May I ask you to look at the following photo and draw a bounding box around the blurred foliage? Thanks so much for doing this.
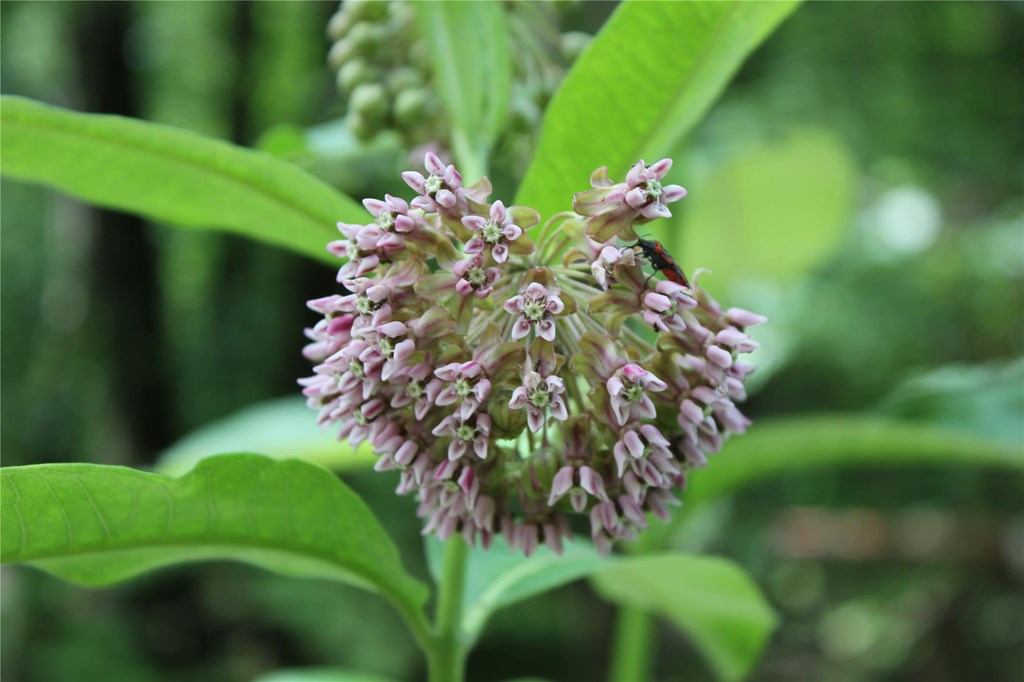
[2,1,1022,682]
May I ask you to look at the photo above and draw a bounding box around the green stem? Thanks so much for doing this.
[608,605,654,682]
[428,535,470,682]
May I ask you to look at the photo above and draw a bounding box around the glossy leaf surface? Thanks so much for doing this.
[0,96,361,263]
[515,1,800,219]
[0,455,428,617]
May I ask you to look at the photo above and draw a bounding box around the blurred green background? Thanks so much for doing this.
[1,2,1022,681]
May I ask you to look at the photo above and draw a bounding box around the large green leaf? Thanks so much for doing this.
[414,1,511,180]
[0,96,362,263]
[425,536,605,640]
[683,415,1023,511]
[670,128,856,295]
[514,0,800,219]
[156,397,375,476]
[0,454,429,629]
[592,555,777,682]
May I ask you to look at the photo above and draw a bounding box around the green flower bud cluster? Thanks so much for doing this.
[327,0,440,143]
[326,0,591,156]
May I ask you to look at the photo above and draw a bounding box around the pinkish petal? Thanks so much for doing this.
[640,202,671,220]
[462,215,486,232]
[503,295,524,314]
[401,171,426,194]
[511,317,532,340]
[537,319,556,341]
[649,158,672,178]
[707,345,733,368]
[625,161,645,187]
[436,189,456,208]
[580,466,608,501]
[726,307,767,328]
[681,399,704,424]
[549,396,568,421]
[509,386,529,409]
[624,430,645,458]
[424,152,446,176]
[625,186,647,208]
[662,184,687,202]
[490,200,506,223]
[527,406,544,433]
[548,466,574,504]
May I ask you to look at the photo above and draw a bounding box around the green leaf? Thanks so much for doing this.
[423,538,774,678]
[515,0,800,219]
[414,1,512,179]
[252,670,398,682]
[156,397,375,476]
[873,359,1024,449]
[425,535,605,640]
[0,96,362,264]
[683,415,1023,511]
[671,128,856,294]
[0,454,429,623]
[592,554,777,682]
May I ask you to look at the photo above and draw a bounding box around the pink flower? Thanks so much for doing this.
[435,361,492,420]
[590,240,637,290]
[573,158,687,242]
[606,364,668,426]
[548,465,609,511]
[508,370,568,432]
[402,152,464,212]
[359,321,416,381]
[431,413,491,461]
[462,201,523,264]
[623,158,688,220]
[453,253,500,299]
[503,282,564,341]
[390,362,443,420]
[641,280,697,332]
[362,194,416,235]
[611,424,673,477]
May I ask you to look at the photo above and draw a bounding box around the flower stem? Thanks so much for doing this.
[428,535,470,682]
[608,604,654,682]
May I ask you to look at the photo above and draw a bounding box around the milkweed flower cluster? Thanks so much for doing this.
[301,153,765,556]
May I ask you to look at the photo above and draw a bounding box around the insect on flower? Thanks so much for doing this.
[633,238,689,287]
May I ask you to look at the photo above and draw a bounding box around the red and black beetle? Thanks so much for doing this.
[633,238,689,287]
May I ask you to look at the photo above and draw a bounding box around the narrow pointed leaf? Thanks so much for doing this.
[0,454,428,618]
[0,96,361,263]
[593,555,777,682]
[515,0,801,219]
